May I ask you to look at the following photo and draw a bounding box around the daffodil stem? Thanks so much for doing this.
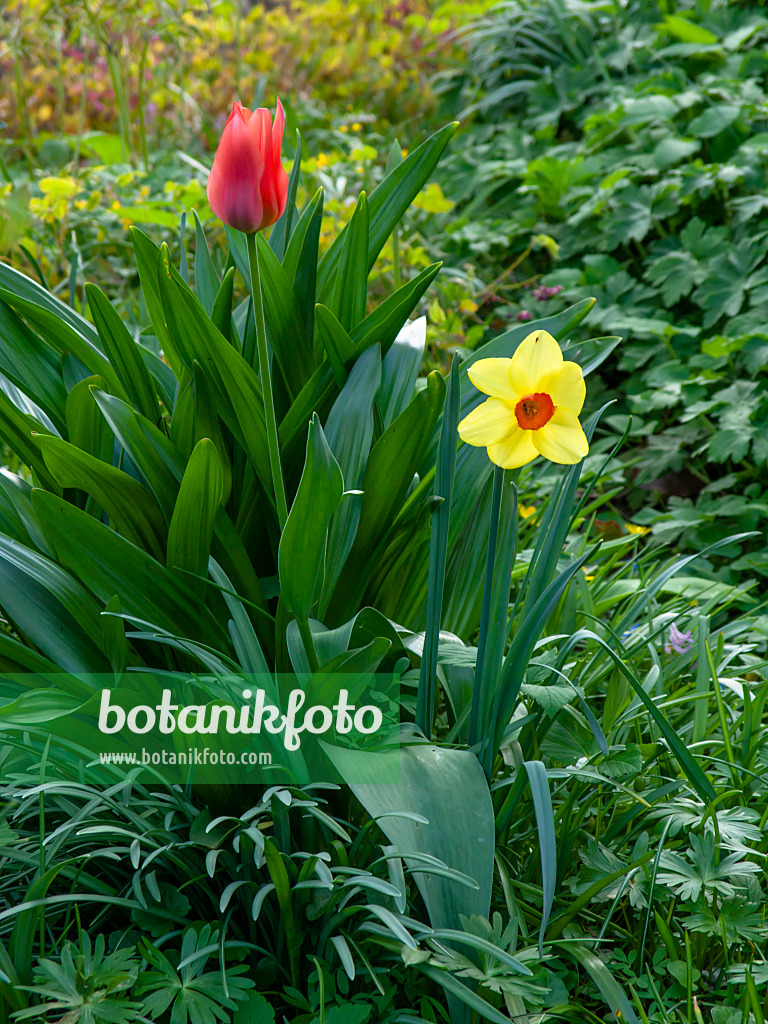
[468,464,504,748]
[247,231,288,530]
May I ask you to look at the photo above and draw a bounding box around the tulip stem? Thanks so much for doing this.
[246,231,289,530]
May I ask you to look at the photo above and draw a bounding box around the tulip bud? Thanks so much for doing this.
[207,99,289,235]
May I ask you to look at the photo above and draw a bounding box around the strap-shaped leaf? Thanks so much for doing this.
[130,226,182,377]
[351,261,442,358]
[38,434,166,560]
[328,191,369,333]
[317,120,459,301]
[0,300,66,428]
[156,248,273,493]
[0,532,110,672]
[0,387,60,493]
[278,414,343,620]
[325,371,446,624]
[192,210,220,315]
[167,439,223,597]
[282,187,323,341]
[85,283,160,423]
[31,488,231,653]
[268,128,302,262]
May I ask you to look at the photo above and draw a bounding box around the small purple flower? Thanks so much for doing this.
[665,623,694,655]
[516,310,533,322]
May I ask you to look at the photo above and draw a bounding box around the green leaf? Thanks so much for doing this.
[325,742,494,933]
[319,344,382,614]
[31,489,230,653]
[85,283,160,423]
[0,387,59,493]
[65,376,113,463]
[378,316,426,429]
[167,439,223,596]
[559,943,639,1023]
[352,262,442,360]
[317,121,459,300]
[687,103,741,138]
[315,304,359,386]
[192,210,220,315]
[282,187,323,341]
[0,532,109,673]
[38,434,167,560]
[524,760,556,955]
[91,388,182,520]
[326,371,446,624]
[211,266,235,344]
[130,226,182,377]
[156,248,273,492]
[329,191,369,333]
[278,415,343,619]
[0,300,66,428]
[268,128,301,263]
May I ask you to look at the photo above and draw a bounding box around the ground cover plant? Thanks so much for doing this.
[433,0,768,577]
[1,1,768,1023]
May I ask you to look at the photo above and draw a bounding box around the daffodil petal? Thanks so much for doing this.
[548,360,586,415]
[487,427,538,469]
[509,330,563,394]
[467,358,519,400]
[532,407,589,464]
[458,398,514,447]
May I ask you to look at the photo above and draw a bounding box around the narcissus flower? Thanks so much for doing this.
[458,329,589,468]
[207,99,288,234]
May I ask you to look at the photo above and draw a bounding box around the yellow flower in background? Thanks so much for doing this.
[458,330,589,468]
[625,522,651,536]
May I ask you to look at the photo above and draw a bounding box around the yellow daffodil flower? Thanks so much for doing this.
[458,329,589,469]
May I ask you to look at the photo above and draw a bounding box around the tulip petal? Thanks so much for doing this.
[458,397,514,446]
[207,112,265,234]
[548,360,586,415]
[487,427,538,469]
[532,407,589,464]
[467,358,520,401]
[249,108,278,228]
[509,330,563,394]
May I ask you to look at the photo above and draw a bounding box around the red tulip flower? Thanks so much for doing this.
[207,99,289,234]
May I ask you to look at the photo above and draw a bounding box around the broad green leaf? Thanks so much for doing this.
[156,248,273,493]
[315,305,358,386]
[211,265,235,344]
[282,187,323,341]
[378,316,426,429]
[38,434,167,560]
[352,262,442,358]
[0,532,110,672]
[524,760,556,955]
[226,227,315,393]
[130,226,182,377]
[0,387,59,493]
[192,209,220,315]
[92,388,183,520]
[326,371,445,624]
[268,128,302,262]
[317,121,459,300]
[0,259,101,347]
[325,742,494,934]
[31,489,231,653]
[319,344,382,615]
[329,191,369,333]
[0,300,66,427]
[85,283,160,423]
[167,439,223,596]
[278,415,343,619]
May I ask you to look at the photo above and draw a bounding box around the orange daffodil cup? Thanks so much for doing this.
[458,330,589,468]
[207,99,290,527]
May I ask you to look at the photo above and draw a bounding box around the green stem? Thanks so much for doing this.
[246,231,288,529]
[298,616,320,675]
